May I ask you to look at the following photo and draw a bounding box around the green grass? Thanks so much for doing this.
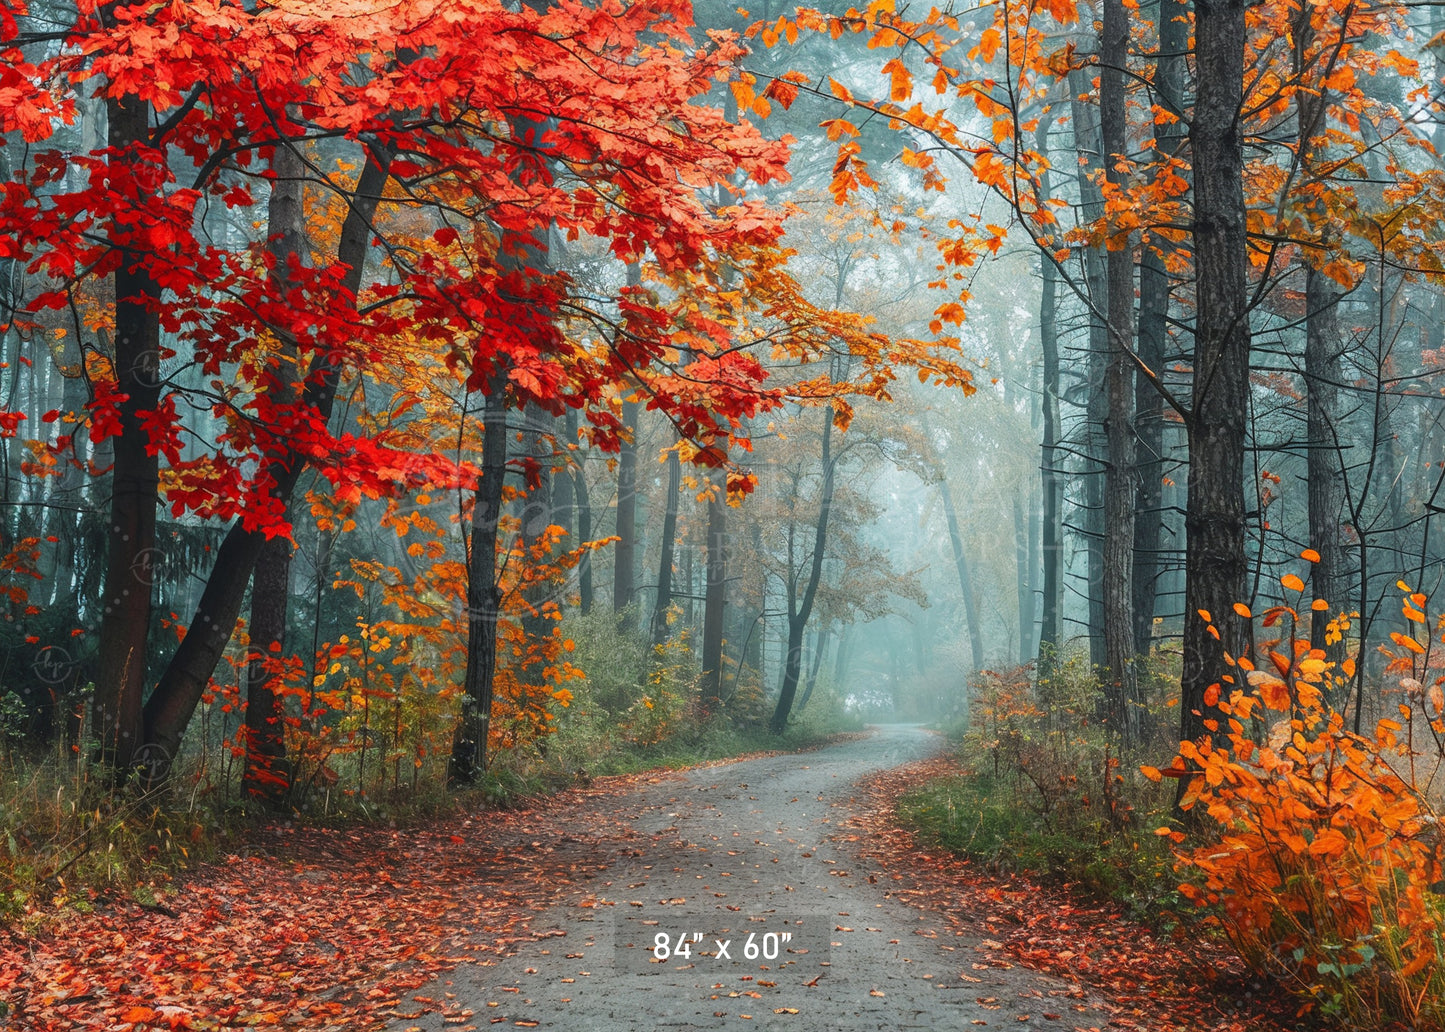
[897,770,1181,918]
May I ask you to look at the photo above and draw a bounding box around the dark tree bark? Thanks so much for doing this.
[1181,0,1251,753]
[1306,264,1344,649]
[1101,0,1139,740]
[140,144,395,773]
[93,73,160,775]
[241,135,308,806]
[1293,14,1346,655]
[567,408,594,615]
[700,470,727,706]
[650,446,681,646]
[1312,265,1340,641]
[743,519,764,675]
[613,398,640,625]
[242,534,292,804]
[450,376,508,785]
[1037,122,1064,670]
[553,411,576,539]
[1068,64,1109,671]
[1133,0,1187,656]
[796,623,830,713]
[770,410,836,734]
[519,408,555,679]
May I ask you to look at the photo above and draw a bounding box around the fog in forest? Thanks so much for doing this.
[5,0,1445,1024]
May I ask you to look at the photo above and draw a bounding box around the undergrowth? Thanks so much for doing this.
[899,654,1180,917]
[1,607,861,926]
[903,573,1445,1031]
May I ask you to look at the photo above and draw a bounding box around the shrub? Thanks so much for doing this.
[899,661,1178,909]
[1159,579,1445,1028]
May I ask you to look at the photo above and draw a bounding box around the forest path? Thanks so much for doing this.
[391,725,1107,1032]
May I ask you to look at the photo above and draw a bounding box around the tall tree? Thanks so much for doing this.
[769,407,837,734]
[1067,62,1110,672]
[91,0,161,775]
[939,472,986,674]
[700,468,728,706]
[1181,0,1252,749]
[1036,120,1064,671]
[613,397,640,625]
[1100,0,1139,738]
[650,445,682,646]
[241,133,309,805]
[1132,0,1187,656]
[1295,5,1346,656]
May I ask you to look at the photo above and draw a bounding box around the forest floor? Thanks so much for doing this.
[2,726,1314,1032]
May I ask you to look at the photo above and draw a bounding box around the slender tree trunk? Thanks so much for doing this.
[770,411,835,734]
[519,408,555,678]
[797,624,829,713]
[743,519,764,675]
[1133,0,1186,656]
[651,447,681,646]
[1069,63,1109,671]
[1294,22,1346,655]
[1013,490,1032,666]
[242,137,308,805]
[1306,263,1343,647]
[939,477,985,672]
[700,470,727,706]
[1037,122,1063,670]
[140,145,395,772]
[569,409,594,615]
[451,376,509,784]
[93,77,160,775]
[1101,0,1139,740]
[1181,0,1251,753]
[832,627,852,687]
[553,411,575,540]
[613,398,640,625]
[242,535,292,803]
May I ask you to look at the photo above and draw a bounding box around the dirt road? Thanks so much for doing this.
[390,726,1107,1032]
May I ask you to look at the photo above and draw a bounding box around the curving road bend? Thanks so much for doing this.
[391,725,1107,1032]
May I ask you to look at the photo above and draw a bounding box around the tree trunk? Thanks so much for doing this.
[1101,0,1139,740]
[770,410,835,734]
[939,477,985,672]
[613,398,640,625]
[450,377,509,784]
[650,446,681,646]
[1306,264,1343,648]
[242,534,292,804]
[519,408,555,680]
[553,411,576,540]
[93,78,160,775]
[1132,0,1186,656]
[797,624,829,713]
[242,136,308,805]
[1294,22,1346,656]
[569,409,594,615]
[832,627,852,688]
[1068,63,1109,671]
[140,144,395,774]
[1181,0,1251,754]
[1013,489,1032,666]
[1037,121,1064,671]
[743,519,764,676]
[700,471,727,706]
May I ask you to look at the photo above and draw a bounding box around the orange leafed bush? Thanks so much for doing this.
[1154,579,1445,1028]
